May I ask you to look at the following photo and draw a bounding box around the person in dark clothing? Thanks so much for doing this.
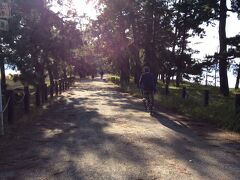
[139,66,156,114]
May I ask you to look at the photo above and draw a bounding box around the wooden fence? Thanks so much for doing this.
[3,77,75,125]
[160,85,240,114]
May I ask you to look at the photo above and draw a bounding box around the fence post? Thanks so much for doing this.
[62,79,65,92]
[182,87,186,99]
[41,84,45,104]
[44,84,48,101]
[65,79,68,90]
[71,77,75,86]
[204,90,209,106]
[69,77,72,86]
[165,84,169,95]
[235,94,240,114]
[59,80,62,95]
[7,90,14,123]
[55,80,58,96]
[50,83,54,98]
[24,86,30,114]
[35,84,41,107]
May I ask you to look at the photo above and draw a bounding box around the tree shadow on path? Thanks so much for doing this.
[0,79,239,179]
[0,85,150,179]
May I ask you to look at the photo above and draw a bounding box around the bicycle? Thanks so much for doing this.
[142,90,154,115]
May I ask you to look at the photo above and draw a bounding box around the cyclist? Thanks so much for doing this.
[139,66,156,115]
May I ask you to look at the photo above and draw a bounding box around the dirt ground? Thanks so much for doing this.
[0,78,240,180]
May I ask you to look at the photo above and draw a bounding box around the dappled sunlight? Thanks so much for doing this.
[43,128,64,138]
[1,0,240,178]
[0,79,239,179]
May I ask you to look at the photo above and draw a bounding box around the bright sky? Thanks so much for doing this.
[73,0,98,19]
[190,7,240,88]
[51,0,98,19]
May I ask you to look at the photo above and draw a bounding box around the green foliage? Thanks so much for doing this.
[89,0,222,87]
[108,76,120,85]
[0,0,83,87]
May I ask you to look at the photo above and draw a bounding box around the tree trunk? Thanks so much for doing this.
[144,1,158,80]
[119,55,130,86]
[36,62,45,85]
[219,0,229,96]
[133,54,141,85]
[172,0,181,87]
[63,68,67,79]
[166,74,171,86]
[47,64,54,87]
[176,70,181,87]
[176,9,187,87]
[0,59,6,93]
[235,64,240,89]
[53,62,59,80]
[130,10,142,85]
[161,73,165,83]
[130,45,141,85]
[118,12,130,85]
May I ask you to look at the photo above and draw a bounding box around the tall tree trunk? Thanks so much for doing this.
[63,68,67,79]
[130,10,141,85]
[235,64,240,89]
[219,0,229,96]
[144,1,158,82]
[176,70,181,87]
[36,61,45,86]
[166,74,171,86]
[0,59,6,93]
[172,0,181,87]
[118,12,130,84]
[176,8,187,87]
[132,48,141,85]
[119,55,130,86]
[161,73,165,83]
[53,62,59,80]
[47,64,54,87]
[45,54,54,87]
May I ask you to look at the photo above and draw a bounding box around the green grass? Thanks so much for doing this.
[108,75,240,132]
[6,79,24,90]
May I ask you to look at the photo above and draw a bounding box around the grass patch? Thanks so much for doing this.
[108,75,240,132]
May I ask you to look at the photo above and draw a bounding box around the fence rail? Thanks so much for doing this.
[1,77,75,132]
[159,85,240,114]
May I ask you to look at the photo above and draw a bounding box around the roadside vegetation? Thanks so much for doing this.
[109,75,240,132]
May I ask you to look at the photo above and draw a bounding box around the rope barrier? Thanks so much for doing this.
[1,97,10,113]
[14,92,25,104]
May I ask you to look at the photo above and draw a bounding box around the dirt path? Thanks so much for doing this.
[0,78,240,180]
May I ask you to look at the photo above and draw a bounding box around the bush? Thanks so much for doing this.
[108,76,120,85]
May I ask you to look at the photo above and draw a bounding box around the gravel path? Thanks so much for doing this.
[0,78,240,180]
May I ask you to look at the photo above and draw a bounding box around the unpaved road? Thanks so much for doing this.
[0,78,240,180]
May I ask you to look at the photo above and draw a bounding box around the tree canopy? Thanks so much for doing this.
[1,0,240,96]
